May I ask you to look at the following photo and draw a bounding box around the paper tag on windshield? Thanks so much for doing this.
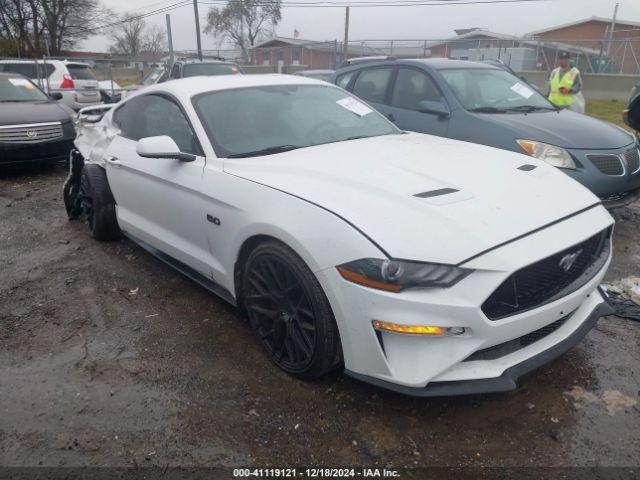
[510,82,534,99]
[8,78,31,87]
[337,97,373,117]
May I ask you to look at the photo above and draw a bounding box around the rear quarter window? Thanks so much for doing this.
[67,65,97,80]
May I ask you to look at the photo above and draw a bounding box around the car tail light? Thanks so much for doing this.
[60,74,74,89]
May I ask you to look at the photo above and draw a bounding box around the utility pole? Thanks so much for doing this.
[193,0,203,60]
[606,2,619,56]
[342,6,350,63]
[166,14,175,70]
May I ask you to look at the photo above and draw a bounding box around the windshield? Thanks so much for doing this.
[0,76,49,102]
[183,63,242,78]
[439,68,554,112]
[142,68,166,85]
[194,84,400,158]
[67,64,97,80]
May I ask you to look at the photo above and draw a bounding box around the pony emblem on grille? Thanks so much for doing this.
[559,249,583,272]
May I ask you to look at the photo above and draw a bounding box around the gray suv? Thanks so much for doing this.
[332,58,640,209]
[166,59,244,80]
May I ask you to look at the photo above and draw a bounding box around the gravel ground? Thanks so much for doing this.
[1,164,639,470]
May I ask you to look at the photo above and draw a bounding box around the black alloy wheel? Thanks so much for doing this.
[243,241,341,379]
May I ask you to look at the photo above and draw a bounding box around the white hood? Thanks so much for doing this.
[224,132,600,265]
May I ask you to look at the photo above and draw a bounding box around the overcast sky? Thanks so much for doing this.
[84,0,640,53]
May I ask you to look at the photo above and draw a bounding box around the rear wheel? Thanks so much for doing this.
[242,241,341,380]
[79,164,120,241]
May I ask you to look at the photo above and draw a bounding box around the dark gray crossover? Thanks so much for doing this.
[0,73,75,166]
[333,58,640,209]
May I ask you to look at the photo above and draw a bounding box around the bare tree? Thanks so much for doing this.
[109,15,167,59]
[39,0,108,55]
[0,0,107,56]
[204,0,281,59]
[143,24,167,58]
[0,0,41,55]
[109,14,147,56]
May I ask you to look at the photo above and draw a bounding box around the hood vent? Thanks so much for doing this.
[414,188,459,198]
[518,164,537,171]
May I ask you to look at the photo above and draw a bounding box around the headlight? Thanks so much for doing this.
[516,140,576,169]
[337,258,473,292]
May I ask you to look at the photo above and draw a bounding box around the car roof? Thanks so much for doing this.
[178,59,236,65]
[297,69,334,74]
[406,58,500,70]
[339,57,500,71]
[139,74,331,99]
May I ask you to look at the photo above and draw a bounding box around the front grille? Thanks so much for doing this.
[464,312,573,362]
[587,154,624,175]
[0,122,63,144]
[482,228,611,320]
[622,147,640,173]
[0,138,73,164]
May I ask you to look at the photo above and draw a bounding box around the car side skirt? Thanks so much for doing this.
[344,292,613,397]
[121,231,237,307]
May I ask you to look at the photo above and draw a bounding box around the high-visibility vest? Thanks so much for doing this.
[548,67,579,107]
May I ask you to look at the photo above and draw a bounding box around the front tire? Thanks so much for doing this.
[242,241,342,380]
[79,164,120,241]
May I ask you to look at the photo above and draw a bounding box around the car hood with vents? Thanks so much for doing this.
[224,132,603,264]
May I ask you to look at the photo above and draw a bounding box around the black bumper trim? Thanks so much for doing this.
[345,291,613,398]
[600,187,640,210]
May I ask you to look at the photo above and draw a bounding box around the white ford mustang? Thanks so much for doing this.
[64,74,614,396]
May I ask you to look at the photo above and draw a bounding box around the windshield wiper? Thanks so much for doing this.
[227,144,302,158]
[468,106,507,113]
[506,105,558,112]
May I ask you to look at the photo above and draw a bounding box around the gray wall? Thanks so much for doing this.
[517,70,639,102]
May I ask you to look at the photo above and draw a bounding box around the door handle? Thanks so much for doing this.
[387,113,396,122]
[105,155,121,166]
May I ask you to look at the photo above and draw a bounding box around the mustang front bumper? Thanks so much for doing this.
[346,292,612,396]
[316,204,614,396]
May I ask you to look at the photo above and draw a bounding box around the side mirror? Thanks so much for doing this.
[49,92,63,101]
[136,136,196,162]
[418,100,450,118]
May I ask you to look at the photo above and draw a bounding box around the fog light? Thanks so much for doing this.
[373,320,466,336]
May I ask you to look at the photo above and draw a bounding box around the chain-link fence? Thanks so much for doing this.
[217,37,640,75]
[1,36,638,97]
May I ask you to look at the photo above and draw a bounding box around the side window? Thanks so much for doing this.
[0,63,36,78]
[391,69,444,111]
[114,95,201,155]
[352,68,393,104]
[170,63,180,79]
[336,71,355,90]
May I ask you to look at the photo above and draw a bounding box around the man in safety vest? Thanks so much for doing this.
[548,51,582,109]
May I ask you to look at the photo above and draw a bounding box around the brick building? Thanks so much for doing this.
[249,37,381,71]
[526,17,640,74]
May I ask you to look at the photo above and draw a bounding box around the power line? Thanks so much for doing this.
[74,0,551,43]
[75,0,192,35]
[199,0,551,7]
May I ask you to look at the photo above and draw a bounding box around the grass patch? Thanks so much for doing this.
[586,100,629,130]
